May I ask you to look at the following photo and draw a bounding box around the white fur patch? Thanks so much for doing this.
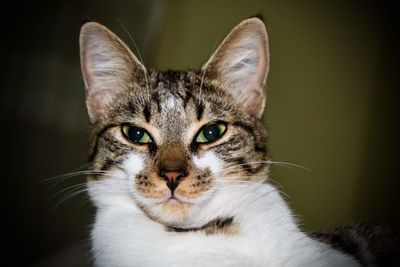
[161,95,185,120]
[88,152,144,211]
[166,96,176,109]
[193,151,223,175]
[122,153,144,177]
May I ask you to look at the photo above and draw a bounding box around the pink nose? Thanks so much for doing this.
[163,171,181,183]
[160,170,186,193]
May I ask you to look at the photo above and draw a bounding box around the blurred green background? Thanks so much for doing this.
[1,0,398,265]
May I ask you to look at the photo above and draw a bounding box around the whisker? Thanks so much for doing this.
[41,163,91,182]
[54,187,89,210]
[74,195,93,215]
[223,160,310,173]
[116,18,150,102]
[215,177,291,198]
[42,170,107,183]
[51,183,88,199]
[198,37,221,102]
[267,160,310,171]
[44,171,111,191]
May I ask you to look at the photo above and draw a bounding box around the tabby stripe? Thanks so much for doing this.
[100,158,123,171]
[148,142,158,157]
[143,102,151,122]
[183,87,193,108]
[236,157,254,174]
[152,91,161,113]
[89,123,119,162]
[103,136,125,154]
[189,142,199,154]
[226,157,265,175]
[211,135,246,153]
[255,144,267,153]
[128,101,137,114]
[167,217,234,233]
[226,157,254,174]
[233,121,267,155]
[212,140,242,153]
[232,121,255,136]
[176,89,186,103]
[196,101,205,121]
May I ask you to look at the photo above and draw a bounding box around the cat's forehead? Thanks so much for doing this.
[109,70,236,135]
[149,71,204,105]
[149,71,202,126]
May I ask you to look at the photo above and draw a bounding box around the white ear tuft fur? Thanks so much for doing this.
[202,18,269,118]
[79,22,146,123]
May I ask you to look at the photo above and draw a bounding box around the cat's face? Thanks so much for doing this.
[80,18,270,227]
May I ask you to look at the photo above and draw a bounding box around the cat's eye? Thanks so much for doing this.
[195,122,227,144]
[122,125,152,144]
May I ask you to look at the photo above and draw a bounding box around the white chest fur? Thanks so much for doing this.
[90,182,358,267]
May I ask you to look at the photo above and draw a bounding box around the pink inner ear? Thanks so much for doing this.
[245,90,265,117]
[81,50,93,89]
[87,90,113,120]
[201,20,269,118]
[80,22,148,123]
[225,43,267,118]
[257,45,268,86]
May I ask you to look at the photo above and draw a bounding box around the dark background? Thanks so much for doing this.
[1,0,399,265]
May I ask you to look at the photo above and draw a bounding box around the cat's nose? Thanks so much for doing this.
[159,169,186,193]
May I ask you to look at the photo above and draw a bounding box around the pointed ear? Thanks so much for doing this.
[79,22,146,123]
[202,18,269,118]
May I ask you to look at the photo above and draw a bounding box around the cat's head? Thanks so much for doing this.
[80,18,270,227]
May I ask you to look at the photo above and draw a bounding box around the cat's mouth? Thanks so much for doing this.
[136,180,217,225]
[155,194,193,205]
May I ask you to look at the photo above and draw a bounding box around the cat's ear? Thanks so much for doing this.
[80,22,146,123]
[202,18,269,118]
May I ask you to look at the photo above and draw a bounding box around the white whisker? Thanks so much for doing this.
[54,187,89,209]
[223,160,310,173]
[116,18,150,102]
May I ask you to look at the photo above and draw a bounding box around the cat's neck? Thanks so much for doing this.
[167,181,297,234]
[92,180,359,267]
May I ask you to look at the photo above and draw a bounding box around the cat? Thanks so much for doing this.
[79,17,360,266]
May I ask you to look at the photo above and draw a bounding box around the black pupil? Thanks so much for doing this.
[128,127,145,142]
[203,124,220,141]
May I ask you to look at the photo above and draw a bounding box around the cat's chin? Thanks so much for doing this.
[135,186,216,226]
[144,199,193,226]
[162,198,191,210]
[139,192,208,226]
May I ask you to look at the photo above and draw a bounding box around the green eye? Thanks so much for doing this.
[122,125,152,144]
[196,122,227,143]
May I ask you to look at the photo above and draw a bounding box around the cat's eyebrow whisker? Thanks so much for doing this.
[116,18,150,102]
[198,36,224,100]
